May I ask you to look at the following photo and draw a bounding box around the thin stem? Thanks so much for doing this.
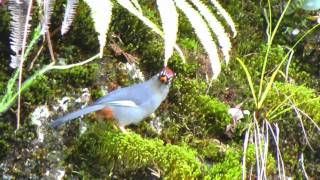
[242,125,251,180]
[16,0,34,131]
[46,30,56,63]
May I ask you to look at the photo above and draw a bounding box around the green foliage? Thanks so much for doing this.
[50,63,100,87]
[0,122,13,161]
[23,75,53,104]
[55,1,98,55]
[67,124,202,179]
[110,2,165,71]
[205,144,275,179]
[267,82,320,122]
[207,148,242,179]
[0,6,10,60]
[165,76,231,139]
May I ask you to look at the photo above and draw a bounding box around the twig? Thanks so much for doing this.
[46,30,56,63]
[295,108,320,132]
[260,121,268,180]
[29,41,45,70]
[16,0,34,131]
[48,53,100,70]
[265,122,286,179]
[299,153,309,180]
[289,99,314,151]
[284,47,294,81]
[242,125,251,180]
[253,112,261,178]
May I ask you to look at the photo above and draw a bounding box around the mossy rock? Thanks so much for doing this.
[66,124,202,179]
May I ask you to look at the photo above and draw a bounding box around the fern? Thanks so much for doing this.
[209,0,237,37]
[84,0,113,58]
[8,0,32,69]
[41,0,55,34]
[61,0,78,35]
[174,0,221,79]
[191,0,232,64]
[117,0,185,62]
[156,0,178,66]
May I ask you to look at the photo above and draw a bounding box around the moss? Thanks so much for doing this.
[0,121,39,177]
[52,1,98,56]
[267,82,320,123]
[50,63,100,88]
[23,75,54,105]
[190,138,221,161]
[165,76,231,140]
[0,122,14,161]
[66,124,202,179]
[205,144,275,179]
[207,148,242,179]
[264,82,320,176]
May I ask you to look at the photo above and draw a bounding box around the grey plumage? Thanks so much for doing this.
[50,104,105,129]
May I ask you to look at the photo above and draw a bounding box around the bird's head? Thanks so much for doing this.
[158,67,175,84]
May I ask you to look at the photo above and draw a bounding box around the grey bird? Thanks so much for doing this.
[50,67,175,132]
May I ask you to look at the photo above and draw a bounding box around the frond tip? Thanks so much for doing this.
[61,0,78,35]
[191,0,232,64]
[174,0,221,79]
[41,0,56,34]
[157,0,178,67]
[84,0,113,58]
[8,0,32,69]
[210,0,237,37]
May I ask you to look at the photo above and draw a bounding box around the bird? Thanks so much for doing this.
[50,67,175,132]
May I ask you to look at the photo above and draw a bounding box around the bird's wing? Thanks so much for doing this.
[50,104,105,129]
[106,100,138,107]
[94,82,153,105]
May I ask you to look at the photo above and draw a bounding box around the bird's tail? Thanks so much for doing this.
[50,104,105,129]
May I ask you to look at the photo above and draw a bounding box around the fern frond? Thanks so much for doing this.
[8,0,32,69]
[209,0,237,37]
[61,0,78,35]
[117,0,185,63]
[84,0,113,58]
[156,0,178,66]
[191,0,231,64]
[41,0,56,34]
[174,0,221,79]
[131,0,142,13]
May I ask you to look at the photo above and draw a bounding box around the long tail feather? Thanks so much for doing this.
[50,104,105,129]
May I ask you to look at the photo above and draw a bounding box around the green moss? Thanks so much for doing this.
[23,75,54,105]
[267,82,320,123]
[51,63,100,88]
[0,122,13,161]
[166,77,231,140]
[207,148,242,179]
[66,124,202,179]
[52,1,98,55]
[191,138,221,161]
[205,144,275,179]
[264,82,320,176]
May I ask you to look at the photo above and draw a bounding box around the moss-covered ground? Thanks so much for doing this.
[0,0,320,178]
